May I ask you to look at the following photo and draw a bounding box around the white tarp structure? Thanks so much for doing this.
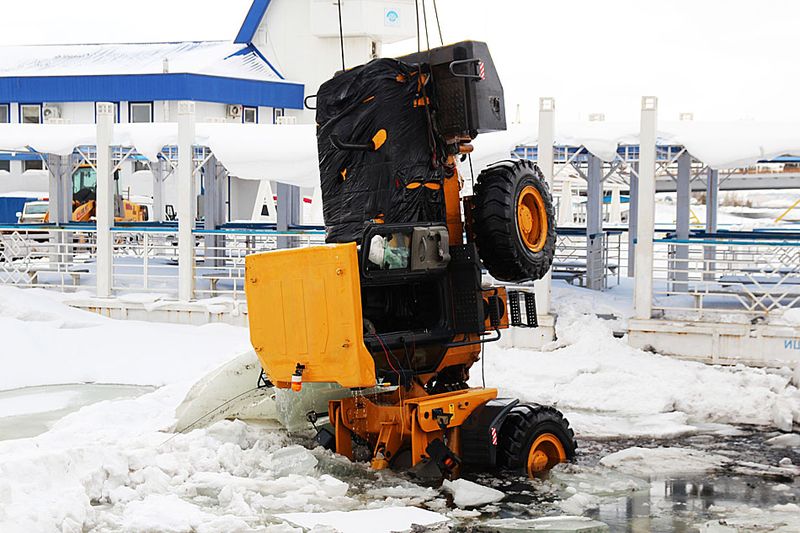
[3,119,800,189]
[0,123,320,187]
[470,120,800,170]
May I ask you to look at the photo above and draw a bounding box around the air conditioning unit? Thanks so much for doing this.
[43,104,62,121]
[276,115,297,125]
[226,104,242,119]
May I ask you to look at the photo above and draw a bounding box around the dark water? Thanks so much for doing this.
[457,429,800,532]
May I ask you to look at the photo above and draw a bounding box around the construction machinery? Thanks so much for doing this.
[245,41,576,478]
[44,164,149,223]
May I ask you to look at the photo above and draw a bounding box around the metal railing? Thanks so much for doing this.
[111,228,180,296]
[193,228,327,301]
[0,225,97,291]
[553,228,622,289]
[652,232,800,322]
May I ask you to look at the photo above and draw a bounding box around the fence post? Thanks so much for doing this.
[634,96,658,320]
[95,102,115,298]
[177,101,196,302]
[535,97,555,315]
[585,154,604,290]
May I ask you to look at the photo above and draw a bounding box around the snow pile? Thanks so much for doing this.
[0,286,251,390]
[441,479,504,508]
[599,447,730,476]
[475,286,800,436]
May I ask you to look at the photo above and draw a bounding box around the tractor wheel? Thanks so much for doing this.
[498,404,576,477]
[472,160,556,282]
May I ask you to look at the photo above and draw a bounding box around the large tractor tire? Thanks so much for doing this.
[498,404,576,477]
[472,159,556,282]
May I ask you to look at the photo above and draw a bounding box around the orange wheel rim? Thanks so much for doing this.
[517,186,548,252]
[526,433,567,476]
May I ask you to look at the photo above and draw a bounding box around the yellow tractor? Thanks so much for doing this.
[44,164,149,223]
[246,42,575,478]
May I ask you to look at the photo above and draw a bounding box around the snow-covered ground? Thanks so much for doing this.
[0,284,798,532]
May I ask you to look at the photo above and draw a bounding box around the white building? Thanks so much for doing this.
[0,0,416,222]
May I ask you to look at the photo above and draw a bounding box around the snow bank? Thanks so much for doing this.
[474,284,800,436]
[0,286,251,390]
[441,478,504,508]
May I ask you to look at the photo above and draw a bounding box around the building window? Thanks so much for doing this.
[273,108,284,124]
[0,104,9,124]
[0,160,10,172]
[243,106,258,124]
[23,159,43,171]
[129,102,153,123]
[133,160,149,172]
[21,104,41,124]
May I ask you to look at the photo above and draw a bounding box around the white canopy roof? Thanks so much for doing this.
[469,121,800,171]
[0,123,319,187]
[2,120,800,189]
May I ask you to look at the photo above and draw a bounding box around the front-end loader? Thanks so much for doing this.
[245,41,575,478]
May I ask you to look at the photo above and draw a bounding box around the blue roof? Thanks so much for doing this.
[235,0,272,44]
[0,73,303,109]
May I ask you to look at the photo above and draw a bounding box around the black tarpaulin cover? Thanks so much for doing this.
[316,58,446,244]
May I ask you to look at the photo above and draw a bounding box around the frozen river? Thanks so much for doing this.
[0,383,154,441]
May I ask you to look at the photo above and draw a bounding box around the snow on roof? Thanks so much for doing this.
[0,41,285,83]
[470,120,800,171]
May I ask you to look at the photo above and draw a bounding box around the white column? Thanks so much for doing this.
[633,96,658,320]
[535,97,555,315]
[177,101,196,302]
[152,159,165,222]
[95,103,115,298]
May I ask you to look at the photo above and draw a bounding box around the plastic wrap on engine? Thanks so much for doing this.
[316,58,446,244]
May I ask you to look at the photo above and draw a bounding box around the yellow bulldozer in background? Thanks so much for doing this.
[43,164,148,223]
[245,41,575,479]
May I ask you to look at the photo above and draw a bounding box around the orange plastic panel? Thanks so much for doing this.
[245,243,376,388]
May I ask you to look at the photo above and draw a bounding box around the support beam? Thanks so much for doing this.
[704,168,719,281]
[177,101,196,302]
[95,103,115,298]
[46,154,70,224]
[633,96,658,320]
[673,151,691,292]
[535,97,555,315]
[152,159,165,222]
[276,182,301,249]
[203,155,226,268]
[627,162,639,277]
[585,154,604,290]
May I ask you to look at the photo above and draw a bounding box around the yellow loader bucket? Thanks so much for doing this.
[245,243,376,389]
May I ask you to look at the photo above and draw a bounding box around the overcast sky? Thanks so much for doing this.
[6,0,800,123]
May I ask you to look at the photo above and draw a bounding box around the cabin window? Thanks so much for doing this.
[0,104,9,123]
[243,106,258,124]
[130,102,153,123]
[273,107,284,124]
[23,159,44,171]
[0,160,10,172]
[21,104,41,124]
